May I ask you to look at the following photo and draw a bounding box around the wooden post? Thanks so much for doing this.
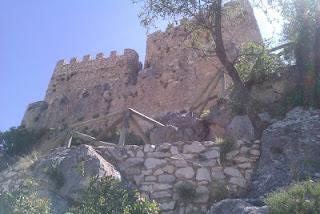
[129,108,165,127]
[66,136,73,148]
[118,110,131,146]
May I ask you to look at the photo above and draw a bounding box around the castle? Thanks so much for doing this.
[21,0,262,133]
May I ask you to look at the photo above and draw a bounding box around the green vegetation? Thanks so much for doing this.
[46,165,65,189]
[216,137,235,165]
[270,88,304,117]
[265,180,320,214]
[235,42,282,84]
[75,159,86,177]
[175,181,196,203]
[43,160,65,189]
[0,180,51,214]
[0,176,159,214]
[0,126,47,156]
[68,176,159,214]
[268,0,320,107]
[209,180,230,203]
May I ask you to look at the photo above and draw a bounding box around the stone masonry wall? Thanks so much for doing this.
[97,139,261,214]
[21,0,262,131]
[0,139,261,214]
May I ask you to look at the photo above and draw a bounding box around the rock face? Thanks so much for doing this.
[206,199,268,214]
[0,145,120,213]
[21,0,262,131]
[34,145,121,202]
[251,108,320,197]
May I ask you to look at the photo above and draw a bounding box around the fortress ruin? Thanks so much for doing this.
[22,0,262,133]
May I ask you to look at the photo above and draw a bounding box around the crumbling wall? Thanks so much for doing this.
[97,139,261,214]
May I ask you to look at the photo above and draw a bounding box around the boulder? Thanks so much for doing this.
[226,115,255,141]
[206,199,268,214]
[250,107,320,197]
[150,112,209,144]
[206,101,233,128]
[34,145,121,203]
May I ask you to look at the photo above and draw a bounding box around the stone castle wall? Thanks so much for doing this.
[97,139,261,213]
[21,0,262,131]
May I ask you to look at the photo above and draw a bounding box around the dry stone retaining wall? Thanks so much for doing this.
[97,139,261,213]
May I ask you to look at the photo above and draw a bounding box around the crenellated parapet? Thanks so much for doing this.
[45,49,141,102]
[54,49,139,70]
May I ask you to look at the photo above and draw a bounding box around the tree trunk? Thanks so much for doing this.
[295,0,317,107]
[212,0,266,137]
[315,1,320,107]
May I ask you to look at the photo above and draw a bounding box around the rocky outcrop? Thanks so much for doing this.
[34,145,121,202]
[251,107,320,197]
[206,199,268,214]
[0,145,120,213]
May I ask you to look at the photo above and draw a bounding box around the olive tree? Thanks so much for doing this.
[266,0,320,106]
[133,0,267,134]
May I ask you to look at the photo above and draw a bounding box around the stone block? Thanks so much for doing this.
[153,190,171,199]
[159,201,176,211]
[224,167,241,177]
[159,174,176,183]
[175,167,195,179]
[162,165,175,174]
[230,176,247,188]
[196,168,211,181]
[144,158,167,169]
[183,142,206,153]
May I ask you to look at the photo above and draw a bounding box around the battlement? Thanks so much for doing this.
[55,48,139,67]
[45,48,142,102]
[23,0,262,132]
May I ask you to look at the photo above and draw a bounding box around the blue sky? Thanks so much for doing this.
[0,0,280,131]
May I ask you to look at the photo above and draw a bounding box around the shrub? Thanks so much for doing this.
[0,126,47,156]
[175,181,196,203]
[68,176,159,214]
[265,180,320,214]
[209,180,230,203]
[235,42,282,84]
[270,88,304,117]
[0,182,51,214]
[216,137,235,165]
[46,165,65,189]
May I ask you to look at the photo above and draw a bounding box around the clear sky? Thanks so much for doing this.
[0,0,281,131]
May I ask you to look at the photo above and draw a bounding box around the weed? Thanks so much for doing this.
[175,181,196,203]
[216,137,235,165]
[209,180,230,203]
[75,160,85,177]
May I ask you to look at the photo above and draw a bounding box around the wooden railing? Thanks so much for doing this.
[66,108,165,147]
